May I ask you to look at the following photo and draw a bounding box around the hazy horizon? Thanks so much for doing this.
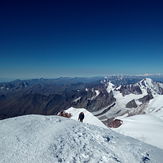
[1,73,163,82]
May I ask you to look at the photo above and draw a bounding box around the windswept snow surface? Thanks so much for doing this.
[66,107,107,129]
[113,95,163,149]
[0,115,163,163]
[113,114,163,150]
[145,95,163,118]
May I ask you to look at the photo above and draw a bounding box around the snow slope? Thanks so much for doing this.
[113,95,163,149]
[66,107,107,129]
[1,115,163,163]
[145,95,163,117]
[113,114,163,149]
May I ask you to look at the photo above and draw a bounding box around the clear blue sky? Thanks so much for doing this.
[0,0,163,79]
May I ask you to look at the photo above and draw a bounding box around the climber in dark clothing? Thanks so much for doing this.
[78,112,85,122]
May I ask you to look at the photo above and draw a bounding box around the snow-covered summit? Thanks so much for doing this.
[140,78,153,86]
[0,115,163,163]
[137,78,163,95]
[138,78,153,88]
[106,81,115,93]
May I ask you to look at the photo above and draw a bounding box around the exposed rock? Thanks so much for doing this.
[126,100,138,108]
[57,111,72,118]
[139,94,153,103]
[118,85,142,96]
[73,90,116,112]
[104,119,123,128]
[94,103,116,116]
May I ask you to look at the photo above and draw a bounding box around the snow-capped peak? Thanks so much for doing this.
[139,78,154,87]
[136,78,163,95]
[106,81,115,93]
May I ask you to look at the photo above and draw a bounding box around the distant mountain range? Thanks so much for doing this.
[96,78,163,125]
[0,76,163,122]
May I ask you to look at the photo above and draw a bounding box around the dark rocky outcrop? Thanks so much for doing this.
[103,119,123,128]
[94,103,116,116]
[118,85,142,96]
[126,100,138,108]
[73,90,116,112]
[138,94,153,103]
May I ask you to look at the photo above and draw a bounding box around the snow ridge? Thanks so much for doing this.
[0,115,163,163]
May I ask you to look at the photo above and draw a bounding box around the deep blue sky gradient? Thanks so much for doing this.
[0,0,163,78]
